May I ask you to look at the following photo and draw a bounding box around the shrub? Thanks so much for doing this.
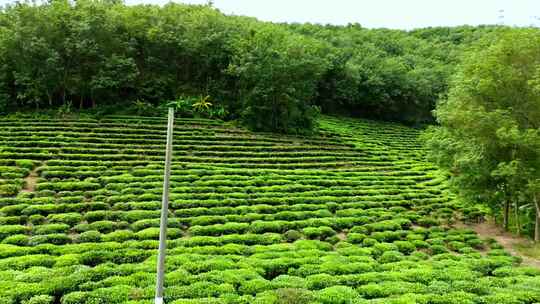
[250,221,285,234]
[83,211,109,223]
[79,250,114,266]
[349,225,368,234]
[87,285,131,304]
[77,231,102,243]
[111,249,150,264]
[428,280,451,294]
[47,213,82,226]
[135,227,161,240]
[272,275,307,289]
[0,225,28,240]
[169,282,235,298]
[302,227,320,239]
[21,295,54,304]
[321,261,373,275]
[470,257,515,275]
[73,223,90,233]
[316,286,360,304]
[302,226,336,240]
[22,204,61,216]
[54,254,81,267]
[29,234,71,245]
[326,235,340,244]
[306,274,338,290]
[465,238,484,249]
[379,250,404,263]
[0,184,19,197]
[238,279,273,295]
[409,251,429,261]
[372,242,398,257]
[371,231,401,242]
[189,223,249,237]
[412,240,429,249]
[61,292,88,304]
[479,293,522,304]
[2,234,29,246]
[87,221,116,233]
[394,241,416,255]
[406,233,425,241]
[458,246,476,254]
[430,245,449,255]
[135,227,182,240]
[0,254,55,270]
[362,238,378,247]
[284,230,302,242]
[417,217,439,227]
[0,216,24,225]
[369,219,411,232]
[318,226,338,238]
[33,224,70,235]
[447,241,466,251]
[28,215,46,225]
[130,219,159,232]
[274,288,313,304]
[102,230,135,242]
[357,283,385,299]
[16,160,35,170]
[170,298,224,304]
[119,210,160,223]
[36,181,100,192]
[346,233,366,244]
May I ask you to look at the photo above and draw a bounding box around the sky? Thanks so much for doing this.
[120,0,540,30]
[0,0,539,29]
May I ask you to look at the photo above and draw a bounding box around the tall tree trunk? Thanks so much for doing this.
[90,91,96,108]
[79,95,84,110]
[503,200,509,231]
[514,201,520,236]
[47,92,52,106]
[535,195,540,242]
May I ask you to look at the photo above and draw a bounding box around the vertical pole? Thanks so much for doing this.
[155,108,174,304]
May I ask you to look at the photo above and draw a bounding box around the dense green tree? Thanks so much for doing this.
[227,24,329,133]
[423,28,540,240]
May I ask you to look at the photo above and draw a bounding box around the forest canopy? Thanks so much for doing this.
[0,0,514,133]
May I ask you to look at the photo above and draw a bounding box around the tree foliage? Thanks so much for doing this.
[423,28,540,240]
[0,0,510,132]
[227,24,329,133]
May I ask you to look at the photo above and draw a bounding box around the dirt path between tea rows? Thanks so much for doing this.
[469,221,540,269]
[20,166,40,193]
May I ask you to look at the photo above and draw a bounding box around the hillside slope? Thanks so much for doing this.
[0,115,538,303]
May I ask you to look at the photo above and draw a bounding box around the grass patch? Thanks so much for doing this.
[514,242,540,259]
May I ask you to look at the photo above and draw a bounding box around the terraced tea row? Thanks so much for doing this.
[0,115,538,304]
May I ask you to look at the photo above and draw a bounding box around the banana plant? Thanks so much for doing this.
[192,95,212,114]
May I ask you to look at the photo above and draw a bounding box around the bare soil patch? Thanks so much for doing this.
[464,221,540,269]
[337,232,347,240]
[21,167,39,193]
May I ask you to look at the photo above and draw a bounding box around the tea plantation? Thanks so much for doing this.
[0,115,539,304]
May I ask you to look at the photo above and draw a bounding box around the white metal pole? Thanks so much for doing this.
[155,108,174,304]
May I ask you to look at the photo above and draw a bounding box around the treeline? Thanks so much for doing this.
[0,0,502,132]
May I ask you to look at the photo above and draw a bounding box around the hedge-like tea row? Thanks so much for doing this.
[0,115,537,303]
